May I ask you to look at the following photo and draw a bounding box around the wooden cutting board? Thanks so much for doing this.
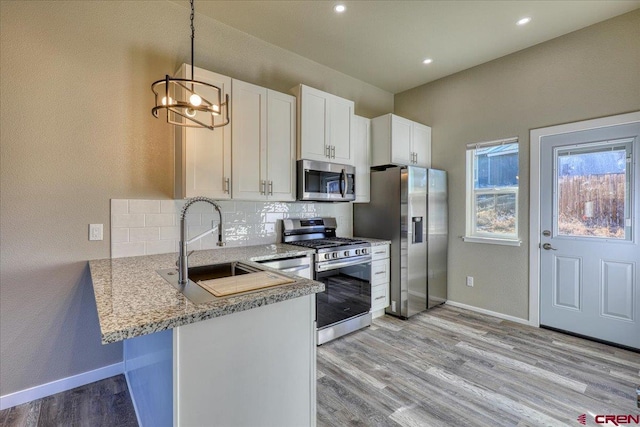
[197,271,296,297]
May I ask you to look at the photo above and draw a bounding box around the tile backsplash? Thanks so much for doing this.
[111,199,353,258]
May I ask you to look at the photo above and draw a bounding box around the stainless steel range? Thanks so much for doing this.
[282,217,372,345]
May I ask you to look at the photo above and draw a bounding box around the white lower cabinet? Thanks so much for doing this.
[124,295,317,427]
[232,79,296,201]
[370,244,390,315]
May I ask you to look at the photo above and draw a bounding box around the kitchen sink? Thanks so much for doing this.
[157,261,264,304]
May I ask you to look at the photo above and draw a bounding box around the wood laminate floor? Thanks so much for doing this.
[0,375,137,427]
[2,306,638,426]
[317,305,640,427]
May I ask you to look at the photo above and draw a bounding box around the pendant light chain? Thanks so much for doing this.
[190,0,195,81]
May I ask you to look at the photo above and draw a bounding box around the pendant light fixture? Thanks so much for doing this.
[151,0,229,130]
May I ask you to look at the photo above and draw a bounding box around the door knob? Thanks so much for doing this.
[542,243,557,250]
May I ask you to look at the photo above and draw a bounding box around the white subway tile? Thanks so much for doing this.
[112,242,145,258]
[159,226,180,240]
[183,213,201,227]
[265,212,283,223]
[185,202,214,213]
[111,228,130,243]
[145,240,176,255]
[254,223,276,236]
[201,213,222,226]
[245,212,266,223]
[235,201,256,212]
[129,227,160,242]
[218,201,236,213]
[129,200,161,214]
[223,211,246,223]
[111,199,129,215]
[145,214,175,227]
[112,214,145,228]
[161,200,183,213]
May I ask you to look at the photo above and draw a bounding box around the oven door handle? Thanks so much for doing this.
[316,255,372,272]
[340,169,347,198]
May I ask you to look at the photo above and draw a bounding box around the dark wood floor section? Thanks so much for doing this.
[317,306,640,427]
[0,375,137,427]
[2,306,638,426]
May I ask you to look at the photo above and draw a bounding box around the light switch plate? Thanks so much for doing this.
[89,224,103,241]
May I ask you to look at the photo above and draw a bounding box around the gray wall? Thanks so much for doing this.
[395,10,640,320]
[0,1,392,396]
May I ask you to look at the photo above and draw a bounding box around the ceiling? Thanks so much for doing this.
[174,1,640,94]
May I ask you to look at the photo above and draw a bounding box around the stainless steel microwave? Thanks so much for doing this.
[297,159,356,202]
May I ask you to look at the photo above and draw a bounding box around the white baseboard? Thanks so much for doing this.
[445,300,533,326]
[0,362,124,410]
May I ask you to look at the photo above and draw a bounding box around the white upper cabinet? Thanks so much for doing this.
[371,113,432,168]
[175,64,232,199]
[353,115,371,203]
[292,84,355,166]
[232,79,296,201]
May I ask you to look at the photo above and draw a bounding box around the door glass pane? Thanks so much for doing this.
[556,142,630,239]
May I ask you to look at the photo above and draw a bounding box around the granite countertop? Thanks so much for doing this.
[355,237,392,246]
[89,244,322,344]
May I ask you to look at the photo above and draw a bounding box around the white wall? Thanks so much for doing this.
[394,9,640,320]
[0,1,392,397]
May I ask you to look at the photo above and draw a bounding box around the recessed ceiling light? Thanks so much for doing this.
[334,4,346,13]
[517,17,532,26]
[422,58,433,65]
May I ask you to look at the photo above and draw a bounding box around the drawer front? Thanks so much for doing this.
[371,283,389,311]
[371,259,389,286]
[371,245,389,261]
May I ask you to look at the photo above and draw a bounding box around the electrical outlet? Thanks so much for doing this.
[89,224,103,241]
[466,276,474,287]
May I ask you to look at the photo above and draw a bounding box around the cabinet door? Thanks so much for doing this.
[412,122,432,168]
[353,115,370,203]
[176,65,232,199]
[231,79,267,200]
[266,90,296,201]
[390,115,412,165]
[298,86,329,162]
[330,96,355,165]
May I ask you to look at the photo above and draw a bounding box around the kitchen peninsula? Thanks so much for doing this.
[89,244,323,427]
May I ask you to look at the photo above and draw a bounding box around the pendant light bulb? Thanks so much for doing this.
[161,96,174,106]
[189,93,202,107]
[211,104,220,116]
[185,108,197,118]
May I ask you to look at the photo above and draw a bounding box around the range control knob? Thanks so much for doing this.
[355,249,361,255]
[324,254,330,260]
[362,248,368,255]
[332,253,338,259]
[344,251,349,257]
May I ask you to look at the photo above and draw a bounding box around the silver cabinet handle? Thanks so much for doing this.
[542,243,557,250]
[224,177,230,194]
[374,250,386,255]
[260,180,266,195]
[325,145,330,158]
[374,295,386,301]
[414,152,418,164]
[331,145,336,159]
[374,271,385,275]
[268,181,273,195]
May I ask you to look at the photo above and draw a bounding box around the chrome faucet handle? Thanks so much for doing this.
[176,250,195,268]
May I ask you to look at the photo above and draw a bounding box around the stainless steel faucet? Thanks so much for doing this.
[178,197,225,285]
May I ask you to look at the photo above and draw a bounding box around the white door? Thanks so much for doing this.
[411,122,432,168]
[329,96,354,165]
[539,122,640,349]
[266,90,296,201]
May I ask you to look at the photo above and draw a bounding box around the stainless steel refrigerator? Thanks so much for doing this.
[354,166,447,318]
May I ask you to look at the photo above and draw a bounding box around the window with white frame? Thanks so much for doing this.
[465,138,520,245]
